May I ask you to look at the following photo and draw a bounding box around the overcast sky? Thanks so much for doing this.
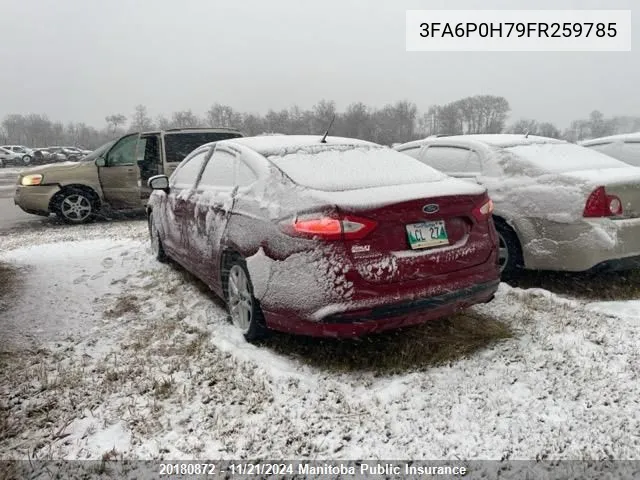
[0,0,637,129]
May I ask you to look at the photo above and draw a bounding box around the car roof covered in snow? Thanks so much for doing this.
[218,135,377,157]
[580,132,640,146]
[395,134,566,151]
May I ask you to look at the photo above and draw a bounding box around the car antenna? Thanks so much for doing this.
[320,115,336,143]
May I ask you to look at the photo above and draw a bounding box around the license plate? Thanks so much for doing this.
[406,220,449,249]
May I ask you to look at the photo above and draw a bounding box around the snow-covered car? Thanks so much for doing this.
[394,134,640,277]
[32,147,53,164]
[580,132,640,167]
[0,145,33,166]
[45,147,81,162]
[146,135,500,341]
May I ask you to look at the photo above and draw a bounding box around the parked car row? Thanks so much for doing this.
[0,144,92,167]
[13,128,640,341]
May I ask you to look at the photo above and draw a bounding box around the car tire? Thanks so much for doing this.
[225,255,267,342]
[22,155,32,166]
[494,218,523,281]
[148,212,168,263]
[54,188,97,224]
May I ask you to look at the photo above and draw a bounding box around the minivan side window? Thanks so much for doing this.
[171,150,208,188]
[106,135,138,166]
[199,149,236,188]
[420,146,471,172]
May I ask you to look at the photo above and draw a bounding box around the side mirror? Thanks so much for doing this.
[148,175,169,191]
[95,157,106,167]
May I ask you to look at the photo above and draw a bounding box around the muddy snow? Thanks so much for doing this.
[1,219,640,463]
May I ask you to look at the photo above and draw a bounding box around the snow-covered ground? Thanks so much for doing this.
[1,220,640,462]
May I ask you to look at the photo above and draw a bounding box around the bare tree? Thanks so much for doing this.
[206,103,242,128]
[170,110,202,128]
[130,105,154,132]
[105,114,127,135]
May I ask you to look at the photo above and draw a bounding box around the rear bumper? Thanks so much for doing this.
[263,279,499,338]
[251,244,500,337]
[14,184,60,215]
[522,217,640,272]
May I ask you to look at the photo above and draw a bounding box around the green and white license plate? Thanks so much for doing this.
[406,220,449,249]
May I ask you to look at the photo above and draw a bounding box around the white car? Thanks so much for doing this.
[0,145,33,165]
[0,147,26,167]
[580,132,640,166]
[394,134,640,277]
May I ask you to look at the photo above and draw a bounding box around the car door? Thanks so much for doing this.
[0,148,11,163]
[162,147,211,265]
[189,146,238,291]
[420,145,482,183]
[137,134,162,201]
[98,133,142,209]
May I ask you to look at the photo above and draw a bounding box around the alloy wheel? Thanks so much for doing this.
[497,231,509,273]
[227,264,253,334]
[61,194,92,222]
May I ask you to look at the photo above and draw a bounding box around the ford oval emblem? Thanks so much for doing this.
[423,204,439,214]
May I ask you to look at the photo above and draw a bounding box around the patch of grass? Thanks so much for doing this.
[0,263,18,313]
[509,269,640,301]
[152,377,175,399]
[0,461,20,480]
[262,311,512,374]
[104,294,141,318]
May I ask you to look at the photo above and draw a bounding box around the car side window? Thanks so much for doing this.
[236,160,258,186]
[106,135,138,166]
[467,151,482,172]
[199,149,236,188]
[587,142,614,155]
[398,146,421,159]
[171,150,208,188]
[615,142,640,166]
[420,146,471,172]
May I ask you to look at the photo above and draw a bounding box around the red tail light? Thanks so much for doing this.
[472,196,494,222]
[285,215,377,240]
[583,186,623,218]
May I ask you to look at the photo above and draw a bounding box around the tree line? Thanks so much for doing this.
[1,96,638,150]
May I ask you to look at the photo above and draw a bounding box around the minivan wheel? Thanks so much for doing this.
[225,256,267,342]
[494,219,523,280]
[56,189,96,224]
[148,213,168,263]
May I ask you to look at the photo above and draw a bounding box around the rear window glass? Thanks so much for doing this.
[585,142,640,167]
[269,145,446,192]
[164,132,242,164]
[504,143,629,173]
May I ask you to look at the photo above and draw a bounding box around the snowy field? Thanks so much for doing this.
[1,219,640,463]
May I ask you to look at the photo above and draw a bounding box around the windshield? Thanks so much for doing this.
[503,142,629,173]
[82,140,115,162]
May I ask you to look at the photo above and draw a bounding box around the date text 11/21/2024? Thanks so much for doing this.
[158,462,469,476]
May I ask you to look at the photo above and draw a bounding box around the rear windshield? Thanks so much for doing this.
[270,145,447,191]
[504,143,629,173]
[164,132,242,164]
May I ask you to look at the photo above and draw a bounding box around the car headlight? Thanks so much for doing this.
[21,174,43,186]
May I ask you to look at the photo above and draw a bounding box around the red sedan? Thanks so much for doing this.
[146,135,500,340]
